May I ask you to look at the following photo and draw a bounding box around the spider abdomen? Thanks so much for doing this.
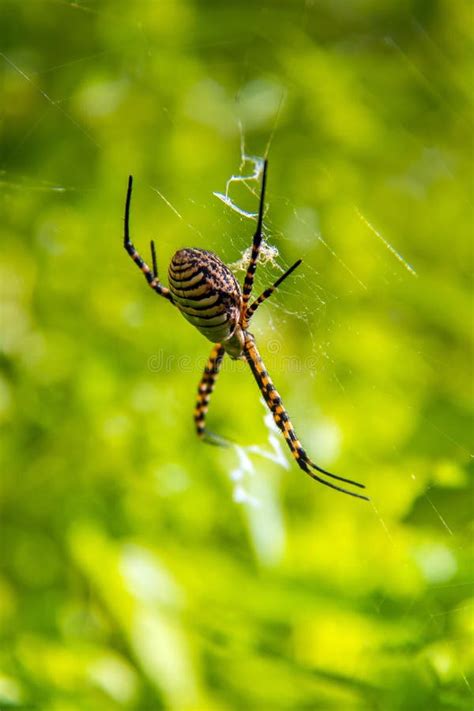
[168,248,242,344]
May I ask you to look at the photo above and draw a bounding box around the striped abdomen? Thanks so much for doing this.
[168,248,242,344]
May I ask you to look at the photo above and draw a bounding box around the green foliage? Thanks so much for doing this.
[1,1,472,709]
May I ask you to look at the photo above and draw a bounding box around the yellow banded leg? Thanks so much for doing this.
[241,160,268,316]
[243,258,302,327]
[243,335,368,499]
[124,175,174,303]
[194,343,228,446]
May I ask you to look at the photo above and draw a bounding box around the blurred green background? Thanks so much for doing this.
[1,1,472,709]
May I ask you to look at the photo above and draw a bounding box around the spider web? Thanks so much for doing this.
[144,127,470,597]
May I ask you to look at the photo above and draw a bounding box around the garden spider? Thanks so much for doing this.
[123,161,368,500]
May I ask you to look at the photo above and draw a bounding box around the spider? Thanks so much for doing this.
[123,161,368,500]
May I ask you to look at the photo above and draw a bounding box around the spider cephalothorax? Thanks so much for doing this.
[123,161,368,500]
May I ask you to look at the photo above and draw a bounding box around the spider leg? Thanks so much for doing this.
[150,239,158,278]
[244,258,302,326]
[194,343,229,447]
[241,159,268,317]
[124,175,174,304]
[244,335,369,500]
